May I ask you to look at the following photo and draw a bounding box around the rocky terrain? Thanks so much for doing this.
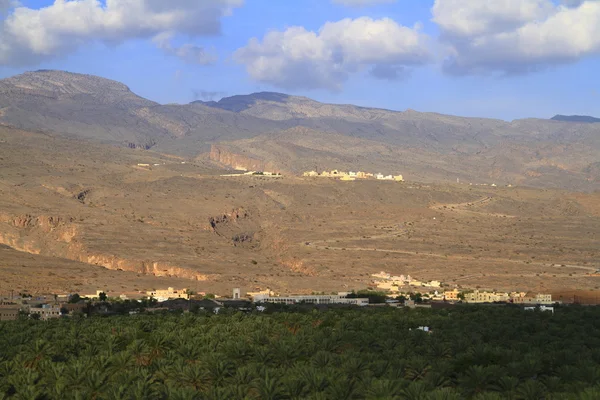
[0,70,599,298]
[0,125,599,298]
[0,70,599,190]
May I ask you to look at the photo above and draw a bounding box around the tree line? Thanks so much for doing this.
[1,305,600,399]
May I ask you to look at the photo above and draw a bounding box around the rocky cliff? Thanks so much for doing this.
[209,144,279,172]
[0,212,209,281]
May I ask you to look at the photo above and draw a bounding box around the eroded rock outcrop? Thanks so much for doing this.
[208,207,260,247]
[0,212,210,281]
[210,145,278,172]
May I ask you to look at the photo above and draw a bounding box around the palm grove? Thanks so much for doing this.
[1,306,600,399]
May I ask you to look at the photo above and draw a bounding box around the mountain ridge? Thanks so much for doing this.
[1,70,599,190]
[552,115,600,123]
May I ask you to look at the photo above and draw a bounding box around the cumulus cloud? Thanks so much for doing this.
[234,17,431,90]
[0,0,243,66]
[432,0,600,75]
[332,0,396,7]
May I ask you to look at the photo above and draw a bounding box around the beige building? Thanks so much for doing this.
[303,171,319,177]
[394,175,404,182]
[147,287,190,302]
[376,281,399,292]
[0,304,20,321]
[464,290,509,303]
[84,290,105,299]
[340,175,356,181]
[444,289,460,301]
[512,292,553,305]
[247,288,275,299]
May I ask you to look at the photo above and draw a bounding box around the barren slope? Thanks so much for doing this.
[1,127,599,297]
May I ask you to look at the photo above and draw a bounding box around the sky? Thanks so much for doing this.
[0,0,599,120]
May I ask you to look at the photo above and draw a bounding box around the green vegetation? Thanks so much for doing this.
[1,305,600,399]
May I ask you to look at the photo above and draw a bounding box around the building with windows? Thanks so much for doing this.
[0,303,20,321]
[146,287,190,302]
[253,294,369,306]
[464,290,510,303]
[444,289,461,301]
[512,292,553,305]
[247,288,274,299]
[29,305,61,320]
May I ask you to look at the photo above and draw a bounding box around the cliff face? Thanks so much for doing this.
[209,144,277,172]
[0,212,209,281]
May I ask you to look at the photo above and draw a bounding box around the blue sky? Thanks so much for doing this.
[0,0,599,120]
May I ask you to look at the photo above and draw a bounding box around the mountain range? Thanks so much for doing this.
[1,70,599,190]
[551,115,600,123]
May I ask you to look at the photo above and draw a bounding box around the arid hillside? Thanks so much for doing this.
[1,70,599,190]
[1,126,599,298]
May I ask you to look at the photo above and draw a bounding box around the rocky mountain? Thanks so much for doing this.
[1,70,599,190]
[551,115,600,123]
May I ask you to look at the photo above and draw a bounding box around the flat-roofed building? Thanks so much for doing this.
[253,294,369,306]
[30,305,61,320]
[512,292,552,305]
[444,289,460,301]
[0,304,20,321]
[465,290,510,303]
[147,287,190,302]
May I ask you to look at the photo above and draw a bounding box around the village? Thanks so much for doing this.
[368,270,554,304]
[0,271,559,321]
[303,169,404,181]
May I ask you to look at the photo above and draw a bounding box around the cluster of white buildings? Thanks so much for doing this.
[221,170,282,178]
[303,170,403,182]
[372,271,441,292]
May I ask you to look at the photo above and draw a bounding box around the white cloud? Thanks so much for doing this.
[234,17,431,90]
[332,0,396,7]
[432,0,600,74]
[153,32,217,65]
[0,0,243,66]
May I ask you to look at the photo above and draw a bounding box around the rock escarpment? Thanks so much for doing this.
[0,212,209,281]
[209,145,279,172]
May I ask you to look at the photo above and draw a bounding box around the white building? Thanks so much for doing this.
[525,306,554,314]
[253,294,369,306]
